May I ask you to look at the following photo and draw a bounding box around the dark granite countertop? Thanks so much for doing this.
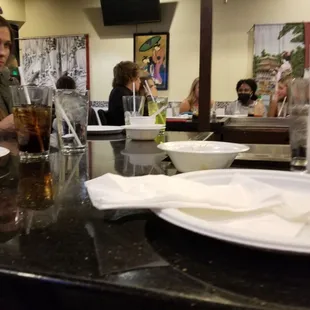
[0,132,308,310]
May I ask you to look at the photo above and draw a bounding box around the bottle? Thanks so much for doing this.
[211,109,217,123]
[247,102,254,117]
[254,96,264,117]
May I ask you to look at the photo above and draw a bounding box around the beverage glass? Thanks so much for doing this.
[55,90,89,154]
[170,102,181,116]
[17,160,54,210]
[147,97,168,134]
[122,96,146,125]
[11,86,52,162]
[289,78,309,171]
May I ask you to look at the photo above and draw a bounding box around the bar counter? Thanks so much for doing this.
[166,117,290,144]
[0,132,308,310]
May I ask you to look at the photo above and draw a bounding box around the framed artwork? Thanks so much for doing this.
[134,32,169,90]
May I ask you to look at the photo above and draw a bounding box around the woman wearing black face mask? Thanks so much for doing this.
[226,79,264,116]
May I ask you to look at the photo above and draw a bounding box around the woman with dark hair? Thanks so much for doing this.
[226,79,265,116]
[108,61,141,126]
[0,16,17,132]
[56,73,76,89]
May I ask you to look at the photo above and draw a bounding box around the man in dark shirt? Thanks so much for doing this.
[107,61,140,126]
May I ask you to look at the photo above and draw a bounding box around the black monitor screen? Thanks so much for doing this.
[101,0,161,26]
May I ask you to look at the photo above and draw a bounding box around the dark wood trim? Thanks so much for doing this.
[88,141,92,179]
[198,0,213,131]
[85,34,90,91]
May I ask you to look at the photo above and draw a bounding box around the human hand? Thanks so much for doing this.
[0,114,15,132]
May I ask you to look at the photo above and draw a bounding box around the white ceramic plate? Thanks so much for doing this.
[155,169,310,253]
[0,146,10,158]
[87,126,123,135]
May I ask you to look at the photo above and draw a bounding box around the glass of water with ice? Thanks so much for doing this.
[289,78,309,171]
[55,90,89,154]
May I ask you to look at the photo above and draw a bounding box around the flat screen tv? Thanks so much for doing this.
[100,0,161,26]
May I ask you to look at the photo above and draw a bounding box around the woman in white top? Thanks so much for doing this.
[268,76,292,117]
[226,79,262,116]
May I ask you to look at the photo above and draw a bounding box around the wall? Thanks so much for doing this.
[212,0,310,101]
[1,0,25,24]
[20,0,201,101]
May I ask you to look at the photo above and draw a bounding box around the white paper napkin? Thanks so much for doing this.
[85,173,310,219]
[85,173,310,238]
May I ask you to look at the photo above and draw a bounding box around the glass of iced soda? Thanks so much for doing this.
[11,86,52,162]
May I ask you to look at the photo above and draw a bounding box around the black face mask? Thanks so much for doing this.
[238,93,251,105]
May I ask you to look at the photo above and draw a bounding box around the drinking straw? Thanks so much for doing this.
[48,71,82,147]
[150,104,168,118]
[18,67,31,105]
[144,80,156,103]
[278,96,287,117]
[61,152,84,193]
[132,82,136,115]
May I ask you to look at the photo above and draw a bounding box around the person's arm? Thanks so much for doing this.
[268,95,278,117]
[180,100,191,113]
[0,114,15,132]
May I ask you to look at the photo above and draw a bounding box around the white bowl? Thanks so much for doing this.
[122,141,166,165]
[129,116,155,125]
[157,141,249,172]
[122,125,165,141]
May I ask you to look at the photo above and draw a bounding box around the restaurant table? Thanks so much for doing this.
[0,132,308,310]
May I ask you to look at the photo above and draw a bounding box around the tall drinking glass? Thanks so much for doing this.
[289,78,309,171]
[122,96,145,125]
[17,160,54,210]
[171,102,181,116]
[148,97,168,134]
[11,86,52,162]
[55,90,89,154]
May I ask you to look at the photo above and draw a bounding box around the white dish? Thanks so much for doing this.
[122,125,165,141]
[122,140,166,165]
[121,151,165,166]
[0,146,10,167]
[129,116,155,125]
[87,126,123,135]
[0,146,10,158]
[157,141,249,172]
[155,169,310,254]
